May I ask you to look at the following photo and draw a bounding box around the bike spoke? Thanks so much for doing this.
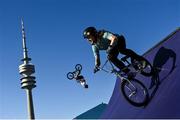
[123,80,147,104]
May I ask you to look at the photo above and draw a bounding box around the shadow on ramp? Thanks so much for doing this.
[147,46,177,104]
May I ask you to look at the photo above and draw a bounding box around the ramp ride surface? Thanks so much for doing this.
[100,28,180,119]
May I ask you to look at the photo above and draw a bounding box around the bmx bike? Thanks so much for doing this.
[96,56,153,107]
[67,64,82,80]
[67,64,88,88]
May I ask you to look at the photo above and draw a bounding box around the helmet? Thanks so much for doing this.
[83,27,97,38]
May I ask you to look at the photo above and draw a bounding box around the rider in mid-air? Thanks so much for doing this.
[75,75,88,89]
[83,26,143,78]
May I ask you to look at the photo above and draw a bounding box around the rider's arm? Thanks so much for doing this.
[92,45,101,66]
[95,54,100,67]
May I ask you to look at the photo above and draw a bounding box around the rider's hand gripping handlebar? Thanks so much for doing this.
[93,66,100,73]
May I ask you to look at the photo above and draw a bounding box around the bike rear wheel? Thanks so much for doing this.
[131,57,153,76]
[121,79,149,107]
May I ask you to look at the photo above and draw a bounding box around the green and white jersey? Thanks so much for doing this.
[92,31,115,57]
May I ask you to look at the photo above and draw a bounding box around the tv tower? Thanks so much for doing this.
[19,19,36,120]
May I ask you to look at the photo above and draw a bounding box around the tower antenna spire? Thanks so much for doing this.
[21,18,31,64]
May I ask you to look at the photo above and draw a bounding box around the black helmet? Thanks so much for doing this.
[83,27,97,38]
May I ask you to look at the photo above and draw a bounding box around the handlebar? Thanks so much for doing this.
[95,60,119,74]
[94,55,131,75]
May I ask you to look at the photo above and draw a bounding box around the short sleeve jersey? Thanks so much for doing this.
[92,30,114,57]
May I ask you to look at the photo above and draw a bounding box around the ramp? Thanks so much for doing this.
[74,103,107,119]
[100,28,180,119]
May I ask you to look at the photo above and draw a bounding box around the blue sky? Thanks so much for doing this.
[0,0,179,119]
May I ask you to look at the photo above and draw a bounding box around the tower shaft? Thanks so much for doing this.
[26,89,35,120]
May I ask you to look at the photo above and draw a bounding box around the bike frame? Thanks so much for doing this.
[99,60,137,89]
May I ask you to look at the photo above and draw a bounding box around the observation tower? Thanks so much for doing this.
[19,19,36,120]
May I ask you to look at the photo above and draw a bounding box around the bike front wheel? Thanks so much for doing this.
[121,79,149,107]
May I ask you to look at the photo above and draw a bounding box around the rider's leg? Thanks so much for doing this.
[108,51,135,79]
[107,45,130,73]
[117,35,142,61]
[120,48,142,61]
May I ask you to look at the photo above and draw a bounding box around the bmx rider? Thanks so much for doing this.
[83,26,143,78]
